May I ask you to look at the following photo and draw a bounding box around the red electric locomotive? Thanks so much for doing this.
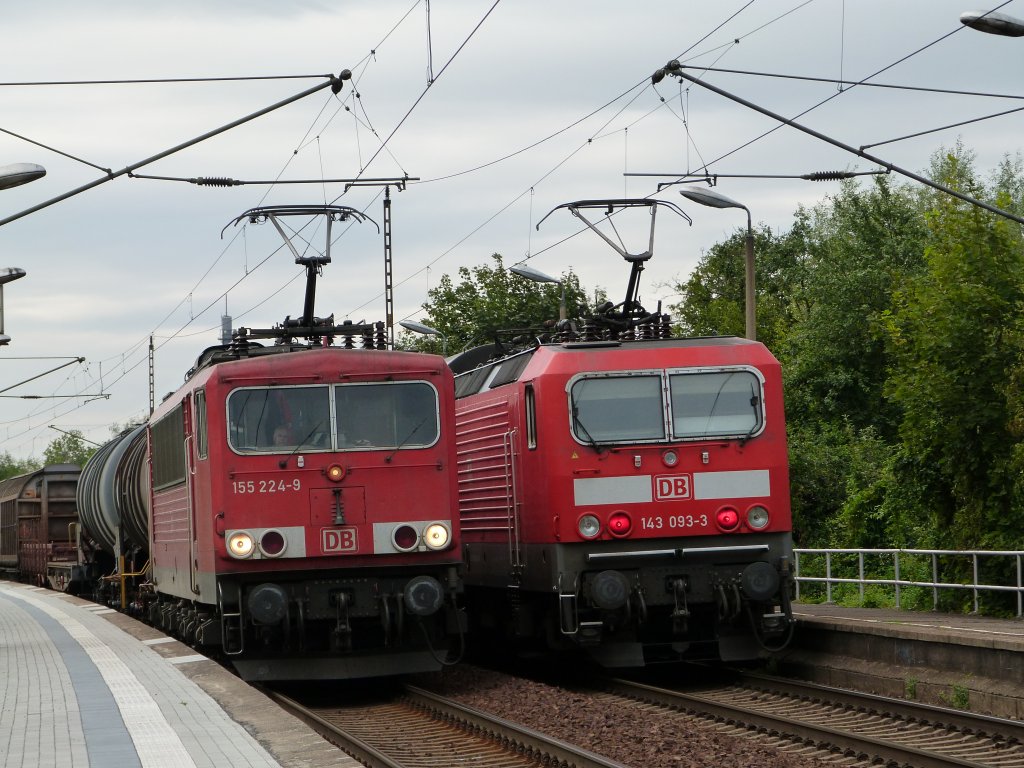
[453,199,794,667]
[79,205,464,680]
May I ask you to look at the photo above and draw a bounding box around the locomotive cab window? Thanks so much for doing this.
[334,382,439,450]
[227,386,331,453]
[194,389,208,459]
[569,374,665,444]
[669,369,764,439]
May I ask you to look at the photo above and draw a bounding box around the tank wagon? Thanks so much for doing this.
[452,199,794,667]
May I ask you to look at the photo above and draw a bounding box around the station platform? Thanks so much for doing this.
[0,581,357,767]
[782,601,1024,718]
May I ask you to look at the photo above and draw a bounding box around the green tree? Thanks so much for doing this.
[42,431,95,468]
[782,175,928,439]
[670,219,811,353]
[0,452,41,481]
[884,148,1024,549]
[405,254,592,354]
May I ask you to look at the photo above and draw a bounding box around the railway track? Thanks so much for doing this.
[606,671,1024,767]
[263,683,628,768]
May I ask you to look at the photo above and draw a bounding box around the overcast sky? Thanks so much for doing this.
[1,0,1022,459]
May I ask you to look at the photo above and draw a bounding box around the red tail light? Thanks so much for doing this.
[259,529,286,557]
[716,507,740,532]
[392,524,419,552]
[608,511,632,537]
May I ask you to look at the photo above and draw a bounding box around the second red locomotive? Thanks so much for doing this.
[452,199,794,666]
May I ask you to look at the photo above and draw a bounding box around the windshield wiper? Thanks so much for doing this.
[385,415,430,463]
[290,420,325,454]
[569,391,603,454]
[737,383,761,447]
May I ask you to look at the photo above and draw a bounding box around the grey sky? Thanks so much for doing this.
[1,1,1022,458]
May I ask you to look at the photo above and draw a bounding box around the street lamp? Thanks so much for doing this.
[0,163,46,190]
[509,263,567,321]
[679,186,756,341]
[0,267,27,346]
[960,10,1024,36]
[0,163,45,346]
[399,320,447,355]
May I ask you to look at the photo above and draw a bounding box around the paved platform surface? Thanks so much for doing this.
[0,581,358,768]
[793,601,1024,650]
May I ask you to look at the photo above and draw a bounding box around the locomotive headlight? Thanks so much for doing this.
[423,523,451,550]
[662,449,679,467]
[746,505,770,530]
[227,531,255,558]
[578,514,601,539]
[326,463,346,482]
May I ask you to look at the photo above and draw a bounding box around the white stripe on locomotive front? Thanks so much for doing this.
[573,469,770,505]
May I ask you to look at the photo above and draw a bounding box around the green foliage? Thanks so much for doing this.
[905,677,918,699]
[781,176,928,439]
[941,684,971,710]
[42,431,95,468]
[675,143,1024,554]
[670,221,811,352]
[884,148,1024,549]
[402,253,592,355]
[0,451,41,481]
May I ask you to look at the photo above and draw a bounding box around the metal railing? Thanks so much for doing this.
[793,548,1024,617]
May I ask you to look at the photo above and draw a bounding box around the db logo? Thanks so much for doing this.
[321,527,358,553]
[654,474,692,501]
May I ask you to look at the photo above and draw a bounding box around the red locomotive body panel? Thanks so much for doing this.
[456,336,794,666]
[149,348,459,587]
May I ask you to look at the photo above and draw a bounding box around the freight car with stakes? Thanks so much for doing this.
[452,199,794,667]
[0,464,81,590]
[74,204,464,680]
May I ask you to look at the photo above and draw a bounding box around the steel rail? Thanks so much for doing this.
[264,683,629,768]
[262,687,404,768]
[607,676,1014,768]
[404,685,628,768]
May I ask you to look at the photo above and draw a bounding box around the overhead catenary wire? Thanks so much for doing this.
[0,73,350,230]
[4,2,1021,456]
[660,61,1024,227]
[679,4,1010,174]
[0,1,475,444]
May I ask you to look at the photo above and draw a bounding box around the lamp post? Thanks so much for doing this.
[399,320,447,355]
[960,10,1024,36]
[679,187,756,341]
[0,267,26,347]
[0,163,46,346]
[509,263,567,321]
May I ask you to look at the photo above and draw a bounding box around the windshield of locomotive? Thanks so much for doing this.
[669,369,763,439]
[569,369,764,445]
[333,382,439,449]
[228,386,331,453]
[227,382,440,453]
[570,375,666,443]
